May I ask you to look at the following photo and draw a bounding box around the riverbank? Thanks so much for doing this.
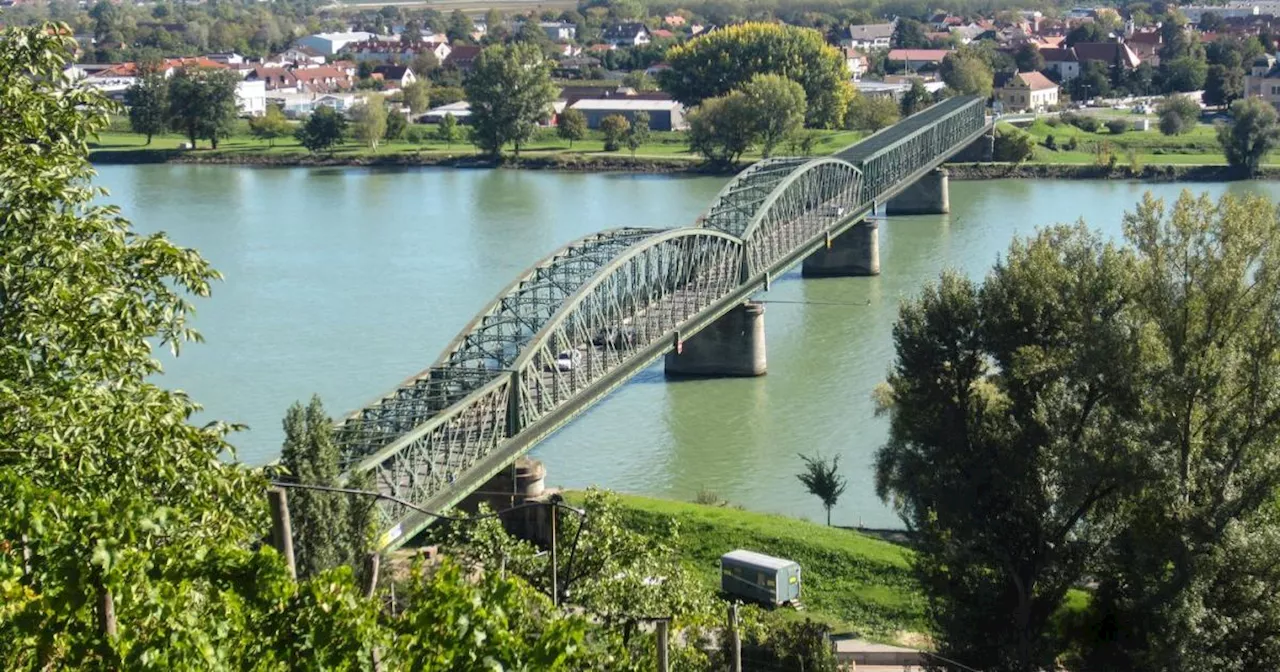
[945,162,1279,181]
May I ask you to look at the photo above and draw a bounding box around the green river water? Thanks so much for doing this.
[94,164,1280,528]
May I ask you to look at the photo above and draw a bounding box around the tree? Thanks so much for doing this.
[401,80,430,115]
[1080,192,1280,670]
[940,49,994,97]
[1070,60,1112,101]
[124,72,168,144]
[1160,56,1208,92]
[248,104,290,147]
[436,112,460,147]
[350,94,388,150]
[296,105,347,153]
[900,78,931,116]
[993,124,1036,162]
[687,91,757,166]
[875,225,1142,672]
[385,109,407,141]
[659,22,854,128]
[446,9,473,43]
[600,113,630,151]
[1157,94,1200,135]
[409,51,439,80]
[557,107,587,148]
[1199,10,1225,32]
[1203,64,1244,107]
[465,42,556,158]
[892,17,929,48]
[1218,96,1280,176]
[1013,43,1045,73]
[625,111,649,157]
[280,398,359,578]
[737,73,807,158]
[796,454,847,526]
[167,67,240,149]
[1064,21,1104,46]
[622,70,657,91]
[845,93,899,131]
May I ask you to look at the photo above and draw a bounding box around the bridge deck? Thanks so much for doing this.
[333,96,993,550]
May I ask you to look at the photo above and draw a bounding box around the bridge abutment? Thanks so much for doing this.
[886,168,949,215]
[801,221,880,277]
[664,301,767,377]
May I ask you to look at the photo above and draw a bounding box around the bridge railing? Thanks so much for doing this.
[836,95,986,205]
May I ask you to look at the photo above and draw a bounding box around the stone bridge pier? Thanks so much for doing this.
[664,301,767,377]
[887,168,950,215]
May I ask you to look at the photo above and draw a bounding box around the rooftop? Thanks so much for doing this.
[721,549,798,571]
[569,98,682,111]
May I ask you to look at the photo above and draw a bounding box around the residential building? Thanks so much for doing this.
[1245,59,1280,106]
[663,14,687,27]
[1124,29,1163,66]
[245,65,299,91]
[844,48,869,80]
[1179,4,1261,24]
[342,38,451,64]
[603,23,651,47]
[372,64,416,88]
[569,98,687,130]
[994,71,1059,111]
[1041,46,1081,80]
[297,32,375,56]
[444,45,483,72]
[1073,41,1142,70]
[651,29,675,40]
[421,100,471,123]
[539,21,577,41]
[206,52,245,65]
[290,66,352,93]
[887,48,953,70]
[842,22,895,50]
[854,78,947,100]
[280,45,327,65]
[235,80,267,116]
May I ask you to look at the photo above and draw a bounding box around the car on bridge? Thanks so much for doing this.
[549,349,583,371]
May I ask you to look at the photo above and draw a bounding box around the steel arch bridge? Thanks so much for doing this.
[334,96,991,549]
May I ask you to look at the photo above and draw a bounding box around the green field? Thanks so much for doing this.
[1015,118,1280,167]
[88,127,864,164]
[563,491,929,641]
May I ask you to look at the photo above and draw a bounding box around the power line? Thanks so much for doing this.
[758,299,872,306]
[269,481,586,522]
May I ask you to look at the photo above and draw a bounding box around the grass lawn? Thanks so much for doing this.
[89,128,864,164]
[563,490,928,642]
[1008,118,1280,167]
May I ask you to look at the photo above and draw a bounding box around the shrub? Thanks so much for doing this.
[404,126,429,144]
[1044,133,1057,150]
[1157,95,1200,136]
[1065,136,1079,151]
[1070,115,1101,133]
[1045,117,1063,127]
[1105,119,1129,135]
[994,125,1036,163]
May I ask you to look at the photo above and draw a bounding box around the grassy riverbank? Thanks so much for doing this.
[88,128,864,171]
[1015,118,1280,168]
[563,491,929,641]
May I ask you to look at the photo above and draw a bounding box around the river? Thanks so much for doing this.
[93,164,1280,529]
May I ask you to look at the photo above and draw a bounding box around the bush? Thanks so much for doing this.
[1065,136,1079,151]
[1045,117,1063,127]
[1044,133,1057,150]
[404,125,429,144]
[994,125,1036,163]
[1070,115,1101,133]
[1157,95,1201,136]
[1105,119,1129,135]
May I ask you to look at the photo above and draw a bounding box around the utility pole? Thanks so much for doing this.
[656,618,670,672]
[549,499,558,606]
[267,488,296,579]
[729,602,742,672]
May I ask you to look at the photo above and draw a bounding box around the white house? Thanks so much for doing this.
[235,79,267,116]
[539,21,577,41]
[279,46,327,65]
[297,32,375,56]
[602,23,650,47]
[842,22,895,50]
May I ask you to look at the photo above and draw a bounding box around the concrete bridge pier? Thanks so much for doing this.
[664,301,766,377]
[802,221,880,277]
[887,168,949,215]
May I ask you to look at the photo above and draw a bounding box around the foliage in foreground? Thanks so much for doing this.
[877,190,1280,672]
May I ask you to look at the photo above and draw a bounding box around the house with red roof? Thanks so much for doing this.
[887,48,953,70]
[443,44,482,71]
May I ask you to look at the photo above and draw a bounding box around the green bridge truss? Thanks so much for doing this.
[333,95,991,550]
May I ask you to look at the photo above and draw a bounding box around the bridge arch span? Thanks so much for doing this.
[700,157,812,237]
[508,227,745,430]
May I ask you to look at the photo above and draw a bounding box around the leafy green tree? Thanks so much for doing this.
[993,124,1036,162]
[124,72,168,144]
[622,70,657,91]
[1064,21,1104,46]
[1160,56,1208,92]
[891,17,929,48]
[350,94,388,150]
[296,105,347,153]
[738,73,807,158]
[1157,94,1200,135]
[660,22,853,128]
[446,9,473,43]
[465,42,556,158]
[557,107,587,148]
[385,109,407,141]
[280,398,363,578]
[409,52,439,80]
[876,224,1142,672]
[1070,60,1112,101]
[625,111,650,157]
[687,91,756,166]
[900,78,931,116]
[401,80,430,115]
[940,49,994,97]
[1203,64,1244,107]
[600,113,630,151]
[1218,96,1280,176]
[1080,192,1280,671]
[248,104,290,147]
[846,93,900,131]
[1013,43,1045,73]
[436,112,460,147]
[796,454,847,526]
[167,67,240,149]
